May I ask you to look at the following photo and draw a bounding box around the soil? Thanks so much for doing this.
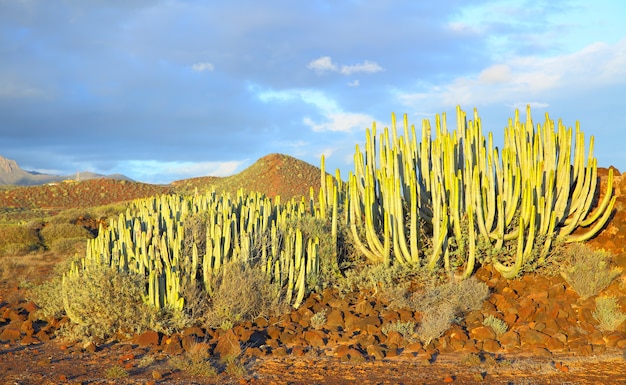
[0,163,625,385]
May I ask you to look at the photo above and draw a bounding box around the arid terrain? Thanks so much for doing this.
[1,155,625,385]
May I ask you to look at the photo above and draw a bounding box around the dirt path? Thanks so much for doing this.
[2,339,626,385]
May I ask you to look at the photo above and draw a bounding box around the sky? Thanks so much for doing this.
[1,0,625,184]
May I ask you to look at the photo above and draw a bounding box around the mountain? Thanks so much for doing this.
[171,153,323,201]
[0,154,133,186]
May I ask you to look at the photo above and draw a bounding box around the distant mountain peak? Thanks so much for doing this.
[0,154,20,174]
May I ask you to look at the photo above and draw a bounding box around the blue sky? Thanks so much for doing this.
[1,0,625,184]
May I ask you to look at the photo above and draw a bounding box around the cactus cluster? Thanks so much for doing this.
[63,189,323,321]
[62,105,614,322]
[327,105,615,278]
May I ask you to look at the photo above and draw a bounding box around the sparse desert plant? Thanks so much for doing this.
[417,302,456,345]
[60,265,160,340]
[40,222,94,243]
[560,243,621,299]
[310,309,327,330]
[204,261,286,328]
[104,365,129,379]
[413,276,489,345]
[593,296,626,332]
[0,224,41,255]
[381,320,417,342]
[223,354,248,377]
[483,315,508,337]
[137,354,156,368]
[169,342,217,377]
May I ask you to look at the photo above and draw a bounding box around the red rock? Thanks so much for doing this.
[520,329,550,346]
[325,309,344,329]
[469,326,496,341]
[397,309,413,322]
[35,330,50,342]
[215,329,241,358]
[365,344,386,360]
[0,328,21,341]
[266,325,281,340]
[133,330,160,346]
[291,345,306,356]
[499,331,520,348]
[482,339,501,353]
[517,304,536,321]
[303,330,326,347]
[546,337,565,351]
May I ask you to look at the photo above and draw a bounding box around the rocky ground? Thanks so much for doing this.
[1,261,626,384]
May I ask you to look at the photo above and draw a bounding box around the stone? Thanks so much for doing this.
[545,337,565,351]
[499,331,520,349]
[134,330,160,346]
[0,328,21,341]
[325,309,344,330]
[214,329,241,359]
[304,330,327,347]
[366,344,387,360]
[520,329,550,347]
[469,326,496,341]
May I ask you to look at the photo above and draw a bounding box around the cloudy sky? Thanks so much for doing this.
[1,0,625,184]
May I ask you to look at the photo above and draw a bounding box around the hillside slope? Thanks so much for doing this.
[172,153,322,201]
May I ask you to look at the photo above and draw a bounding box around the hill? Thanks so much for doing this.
[171,153,322,201]
[0,154,133,186]
[0,153,323,218]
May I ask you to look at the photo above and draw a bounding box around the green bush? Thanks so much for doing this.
[60,265,159,340]
[0,225,41,255]
[560,244,621,299]
[483,315,508,337]
[593,296,626,332]
[40,222,94,249]
[48,237,89,256]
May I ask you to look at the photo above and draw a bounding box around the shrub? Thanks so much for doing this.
[0,225,41,255]
[60,265,159,340]
[417,302,456,345]
[169,341,217,377]
[413,277,489,345]
[104,365,129,379]
[483,315,508,337]
[40,222,94,249]
[310,309,327,330]
[560,244,621,299]
[48,237,88,256]
[593,296,626,332]
[204,262,286,329]
[381,320,417,342]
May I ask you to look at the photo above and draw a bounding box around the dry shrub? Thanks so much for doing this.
[169,341,217,377]
[40,222,93,246]
[413,277,489,345]
[60,265,159,341]
[593,296,626,332]
[0,225,41,255]
[560,243,621,299]
[204,262,285,329]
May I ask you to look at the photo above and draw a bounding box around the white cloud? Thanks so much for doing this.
[254,85,375,133]
[396,38,626,109]
[307,56,384,76]
[347,80,360,87]
[307,56,338,72]
[303,112,373,133]
[191,62,215,72]
[340,60,384,75]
